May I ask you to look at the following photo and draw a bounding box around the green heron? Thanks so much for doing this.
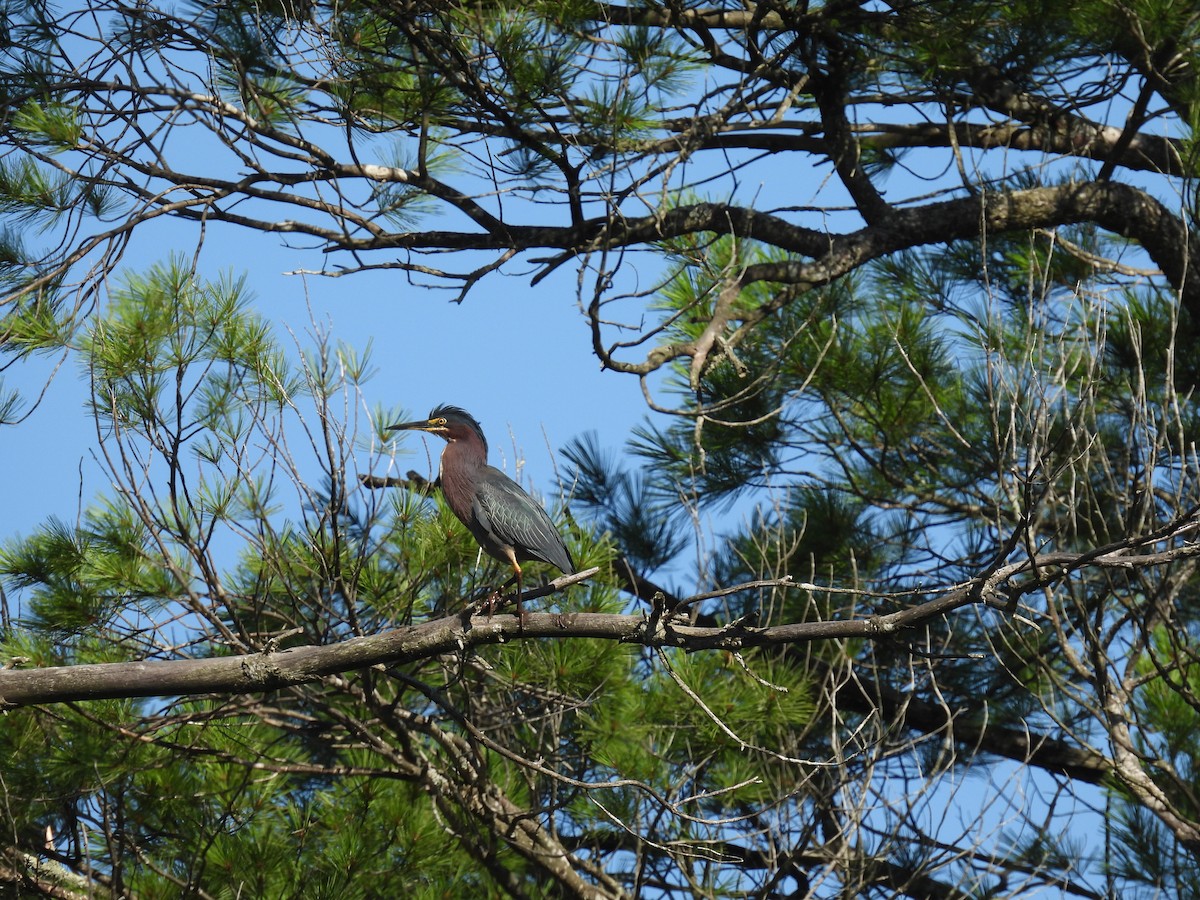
[388,404,575,615]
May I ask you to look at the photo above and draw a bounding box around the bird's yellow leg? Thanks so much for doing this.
[505,551,525,622]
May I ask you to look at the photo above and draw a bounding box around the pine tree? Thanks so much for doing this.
[2,1,1200,896]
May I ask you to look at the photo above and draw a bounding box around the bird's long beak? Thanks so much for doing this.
[387,417,438,433]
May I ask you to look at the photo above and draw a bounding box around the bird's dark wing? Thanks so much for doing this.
[473,467,575,574]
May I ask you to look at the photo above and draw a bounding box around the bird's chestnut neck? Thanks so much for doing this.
[441,434,487,470]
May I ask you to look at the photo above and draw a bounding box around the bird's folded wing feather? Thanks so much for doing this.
[473,473,573,572]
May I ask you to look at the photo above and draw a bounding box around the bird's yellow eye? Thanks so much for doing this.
[432,417,447,427]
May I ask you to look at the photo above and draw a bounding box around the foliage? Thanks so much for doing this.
[2,1,1200,898]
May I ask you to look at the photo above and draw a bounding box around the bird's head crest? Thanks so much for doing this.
[426,404,487,453]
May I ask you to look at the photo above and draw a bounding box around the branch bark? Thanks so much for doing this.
[0,567,954,707]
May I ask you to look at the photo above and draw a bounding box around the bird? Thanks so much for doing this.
[388,404,575,616]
